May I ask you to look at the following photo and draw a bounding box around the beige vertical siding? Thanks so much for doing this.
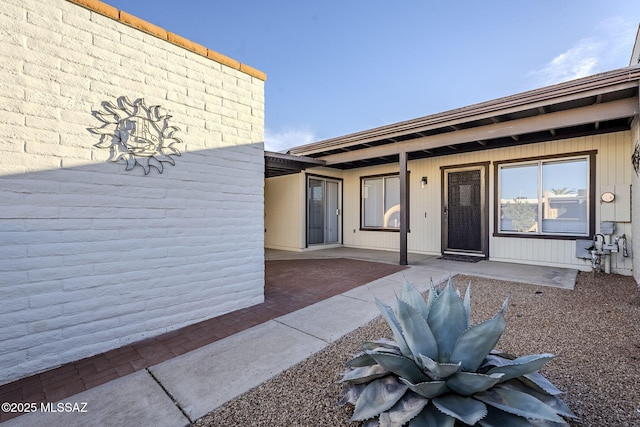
[631,118,640,282]
[311,131,633,274]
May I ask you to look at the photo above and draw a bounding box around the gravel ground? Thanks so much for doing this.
[194,271,640,427]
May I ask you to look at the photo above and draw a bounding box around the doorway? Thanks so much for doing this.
[307,176,342,246]
[442,164,488,257]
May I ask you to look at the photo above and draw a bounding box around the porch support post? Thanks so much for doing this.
[399,150,408,265]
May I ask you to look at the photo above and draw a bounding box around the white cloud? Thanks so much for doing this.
[527,38,603,87]
[526,17,636,88]
[264,127,317,152]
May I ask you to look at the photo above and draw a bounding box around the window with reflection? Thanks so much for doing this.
[362,175,401,230]
[498,155,589,236]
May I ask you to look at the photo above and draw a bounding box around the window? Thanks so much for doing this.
[497,154,591,237]
[362,175,400,230]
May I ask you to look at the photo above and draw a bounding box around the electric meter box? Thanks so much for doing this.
[600,222,615,235]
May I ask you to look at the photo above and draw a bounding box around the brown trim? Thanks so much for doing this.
[265,151,326,178]
[65,0,266,81]
[400,151,408,265]
[493,150,597,239]
[493,150,597,165]
[359,172,410,232]
[290,68,640,157]
[305,174,344,248]
[441,162,490,257]
[440,160,491,171]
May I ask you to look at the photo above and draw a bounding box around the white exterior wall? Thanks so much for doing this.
[264,174,305,250]
[631,117,640,283]
[265,167,344,251]
[0,0,265,384]
[322,132,633,274]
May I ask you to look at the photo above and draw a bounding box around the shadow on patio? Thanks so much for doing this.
[0,252,405,423]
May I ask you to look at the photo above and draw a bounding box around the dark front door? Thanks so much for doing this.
[443,166,486,256]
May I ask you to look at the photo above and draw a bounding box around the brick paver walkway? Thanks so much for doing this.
[0,258,405,422]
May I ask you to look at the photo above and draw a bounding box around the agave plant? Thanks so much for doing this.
[338,277,576,426]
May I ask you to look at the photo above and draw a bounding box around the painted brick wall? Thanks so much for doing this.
[0,0,265,384]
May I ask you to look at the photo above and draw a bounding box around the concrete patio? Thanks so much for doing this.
[1,248,577,426]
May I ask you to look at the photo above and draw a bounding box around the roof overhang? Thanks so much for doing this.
[288,66,640,169]
[264,151,326,178]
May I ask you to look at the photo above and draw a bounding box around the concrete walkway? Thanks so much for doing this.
[2,250,577,426]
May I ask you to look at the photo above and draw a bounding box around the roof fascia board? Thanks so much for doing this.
[264,151,326,165]
[631,24,640,66]
[320,97,638,166]
[297,82,638,156]
[291,67,640,156]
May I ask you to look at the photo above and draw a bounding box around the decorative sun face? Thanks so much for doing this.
[90,96,182,174]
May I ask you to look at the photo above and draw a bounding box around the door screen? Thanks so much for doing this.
[446,170,482,251]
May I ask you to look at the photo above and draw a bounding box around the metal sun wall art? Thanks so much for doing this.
[90,96,182,174]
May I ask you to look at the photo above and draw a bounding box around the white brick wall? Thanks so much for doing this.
[0,0,265,384]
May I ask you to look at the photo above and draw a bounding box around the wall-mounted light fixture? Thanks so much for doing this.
[420,176,428,188]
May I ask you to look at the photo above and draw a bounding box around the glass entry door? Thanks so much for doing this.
[307,177,341,246]
[442,166,487,256]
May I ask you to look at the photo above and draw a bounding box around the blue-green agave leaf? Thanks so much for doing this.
[378,391,429,427]
[446,372,505,396]
[481,353,512,370]
[399,377,449,399]
[425,278,441,311]
[395,300,438,362]
[432,394,488,425]
[478,406,569,426]
[427,279,468,362]
[487,353,555,382]
[449,296,509,371]
[498,381,577,420]
[400,279,431,321]
[362,339,401,352]
[463,281,472,328]
[338,383,365,407]
[341,364,390,384]
[351,376,408,421]
[408,402,455,427]
[347,352,377,367]
[418,354,461,379]
[376,298,412,358]
[520,372,565,396]
[367,352,429,384]
[474,387,565,423]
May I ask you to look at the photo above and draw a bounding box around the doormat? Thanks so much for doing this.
[438,254,483,263]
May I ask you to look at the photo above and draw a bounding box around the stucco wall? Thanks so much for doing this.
[265,167,345,251]
[0,0,265,384]
[264,174,305,251]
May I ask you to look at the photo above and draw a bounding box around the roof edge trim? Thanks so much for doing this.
[66,0,267,81]
[290,66,640,155]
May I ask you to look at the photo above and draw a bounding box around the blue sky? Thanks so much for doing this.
[102,1,638,152]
